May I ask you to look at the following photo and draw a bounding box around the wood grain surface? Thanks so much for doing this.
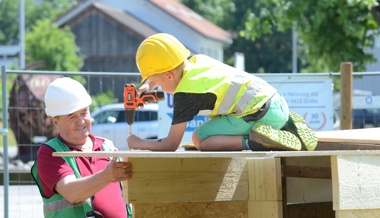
[52,128,380,158]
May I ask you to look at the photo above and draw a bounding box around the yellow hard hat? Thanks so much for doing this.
[136,33,190,82]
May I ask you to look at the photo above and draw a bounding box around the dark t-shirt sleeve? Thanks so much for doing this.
[172,92,216,124]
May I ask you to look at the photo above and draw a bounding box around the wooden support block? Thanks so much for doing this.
[248,201,282,218]
[331,155,380,211]
[247,158,282,201]
[123,157,248,204]
[247,158,282,218]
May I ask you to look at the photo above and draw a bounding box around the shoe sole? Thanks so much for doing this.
[287,112,318,151]
[250,122,301,151]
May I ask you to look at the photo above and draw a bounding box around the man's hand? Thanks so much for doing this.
[105,157,133,182]
[55,156,133,203]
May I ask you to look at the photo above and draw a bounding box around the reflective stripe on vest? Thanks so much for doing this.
[43,198,91,215]
[176,55,277,118]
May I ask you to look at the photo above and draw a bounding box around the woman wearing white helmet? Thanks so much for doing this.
[31,77,133,218]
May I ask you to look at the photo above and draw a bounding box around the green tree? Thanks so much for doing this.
[25,18,83,71]
[0,0,77,46]
[242,0,380,72]
[0,0,31,45]
[180,0,234,27]
[181,0,295,73]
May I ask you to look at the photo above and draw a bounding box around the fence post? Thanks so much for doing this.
[1,65,9,218]
[340,62,353,130]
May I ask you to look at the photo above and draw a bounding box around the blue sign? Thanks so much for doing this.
[166,113,210,131]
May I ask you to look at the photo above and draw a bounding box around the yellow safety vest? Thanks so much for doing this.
[175,54,277,118]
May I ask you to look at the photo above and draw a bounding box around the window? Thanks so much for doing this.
[92,109,158,124]
[135,111,158,122]
[92,110,119,124]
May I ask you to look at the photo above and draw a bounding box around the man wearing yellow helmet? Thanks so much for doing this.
[128,33,317,152]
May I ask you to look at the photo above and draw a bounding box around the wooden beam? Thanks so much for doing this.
[316,141,380,150]
[248,158,283,218]
[282,165,331,179]
[287,202,334,218]
[340,62,353,130]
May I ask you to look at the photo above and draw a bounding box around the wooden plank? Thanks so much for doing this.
[248,158,282,201]
[133,202,248,218]
[282,178,288,218]
[283,156,331,167]
[281,158,288,218]
[316,128,380,144]
[340,62,353,130]
[287,202,334,218]
[282,165,331,179]
[316,141,380,150]
[123,157,248,204]
[247,158,282,218]
[54,150,270,158]
[53,150,380,159]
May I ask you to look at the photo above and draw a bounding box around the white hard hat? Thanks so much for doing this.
[45,77,92,117]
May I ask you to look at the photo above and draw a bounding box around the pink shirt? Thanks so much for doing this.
[36,134,127,218]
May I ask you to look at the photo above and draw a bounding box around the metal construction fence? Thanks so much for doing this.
[1,66,380,218]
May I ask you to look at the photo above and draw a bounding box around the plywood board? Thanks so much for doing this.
[53,150,380,158]
[133,202,248,218]
[123,157,248,204]
[316,128,380,144]
[52,128,380,159]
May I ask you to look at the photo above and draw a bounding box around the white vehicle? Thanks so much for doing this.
[90,103,159,150]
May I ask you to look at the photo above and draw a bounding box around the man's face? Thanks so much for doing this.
[52,107,92,145]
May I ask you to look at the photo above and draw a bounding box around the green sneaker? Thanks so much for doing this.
[282,112,318,151]
[249,122,301,151]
